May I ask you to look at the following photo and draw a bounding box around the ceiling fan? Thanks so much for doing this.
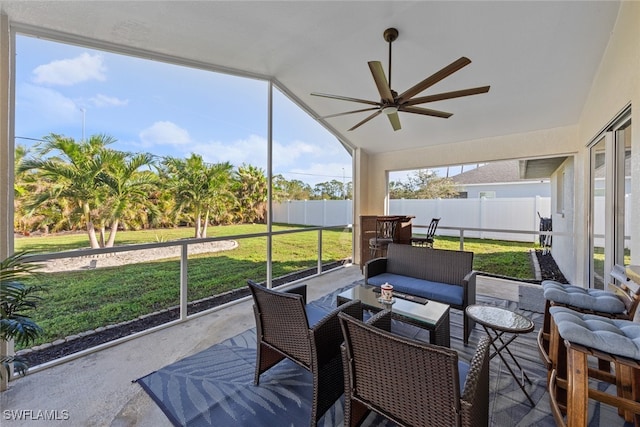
[311,28,490,131]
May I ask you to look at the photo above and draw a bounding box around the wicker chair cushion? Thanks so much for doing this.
[550,306,640,360]
[458,361,469,391]
[367,272,464,306]
[543,280,625,313]
[305,305,330,327]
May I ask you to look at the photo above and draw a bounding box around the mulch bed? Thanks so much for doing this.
[534,249,569,283]
[21,260,350,367]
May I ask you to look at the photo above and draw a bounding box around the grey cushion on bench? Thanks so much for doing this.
[543,280,626,314]
[550,306,640,360]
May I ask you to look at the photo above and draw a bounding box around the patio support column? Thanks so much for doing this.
[0,13,14,391]
[352,147,369,266]
[266,81,273,287]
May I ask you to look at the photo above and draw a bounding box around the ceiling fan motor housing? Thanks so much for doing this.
[383,28,399,43]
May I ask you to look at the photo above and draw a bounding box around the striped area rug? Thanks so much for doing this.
[136,282,629,426]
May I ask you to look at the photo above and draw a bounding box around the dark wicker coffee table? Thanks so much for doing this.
[337,284,450,347]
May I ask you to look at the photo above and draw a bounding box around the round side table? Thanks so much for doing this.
[466,304,535,406]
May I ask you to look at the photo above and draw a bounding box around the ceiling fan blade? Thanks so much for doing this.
[368,61,394,103]
[321,107,380,119]
[311,92,380,106]
[387,112,401,131]
[398,57,472,101]
[348,110,382,131]
[400,106,453,119]
[403,85,491,107]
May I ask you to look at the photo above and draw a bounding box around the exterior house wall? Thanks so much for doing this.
[550,157,576,283]
[457,181,551,199]
[575,1,640,282]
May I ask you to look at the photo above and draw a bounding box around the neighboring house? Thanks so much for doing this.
[450,160,550,198]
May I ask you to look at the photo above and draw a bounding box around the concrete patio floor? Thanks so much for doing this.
[0,266,604,426]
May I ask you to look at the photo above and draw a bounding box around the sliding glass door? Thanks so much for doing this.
[589,110,631,289]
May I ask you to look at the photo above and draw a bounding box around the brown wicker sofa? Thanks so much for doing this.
[365,243,477,344]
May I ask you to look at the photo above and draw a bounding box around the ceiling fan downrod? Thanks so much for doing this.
[383,28,398,91]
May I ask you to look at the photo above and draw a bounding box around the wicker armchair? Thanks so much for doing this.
[247,280,362,426]
[339,310,490,427]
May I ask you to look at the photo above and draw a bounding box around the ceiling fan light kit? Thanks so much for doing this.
[311,28,490,131]
[382,105,398,115]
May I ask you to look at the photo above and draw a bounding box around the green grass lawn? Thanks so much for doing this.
[434,236,535,278]
[16,224,353,347]
[15,225,536,348]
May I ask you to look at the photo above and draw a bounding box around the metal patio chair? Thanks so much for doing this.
[411,217,441,248]
[369,216,401,258]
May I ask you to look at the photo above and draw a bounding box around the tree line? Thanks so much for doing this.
[14,134,354,247]
[389,169,459,200]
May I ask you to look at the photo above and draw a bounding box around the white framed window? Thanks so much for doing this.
[479,191,495,199]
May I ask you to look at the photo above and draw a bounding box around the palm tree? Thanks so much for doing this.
[233,164,267,223]
[162,154,233,238]
[97,151,158,246]
[15,145,79,235]
[18,134,111,248]
[17,133,148,248]
[199,161,234,235]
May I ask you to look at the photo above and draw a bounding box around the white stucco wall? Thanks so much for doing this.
[362,3,640,283]
[576,1,640,281]
[550,157,576,283]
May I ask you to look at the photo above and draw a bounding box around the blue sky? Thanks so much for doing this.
[14,34,353,187]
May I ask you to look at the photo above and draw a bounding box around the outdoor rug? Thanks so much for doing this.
[135,281,629,427]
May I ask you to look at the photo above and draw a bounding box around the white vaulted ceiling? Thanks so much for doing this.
[0,1,621,155]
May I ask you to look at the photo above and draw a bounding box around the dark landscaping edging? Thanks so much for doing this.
[19,259,351,367]
[19,253,564,368]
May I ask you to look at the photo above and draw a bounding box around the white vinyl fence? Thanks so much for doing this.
[390,197,551,242]
[272,197,551,243]
[272,199,353,227]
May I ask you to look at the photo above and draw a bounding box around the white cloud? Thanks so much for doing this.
[192,134,267,166]
[139,121,191,146]
[189,135,349,185]
[191,135,321,168]
[17,83,79,124]
[32,53,107,86]
[89,94,128,108]
[272,139,321,165]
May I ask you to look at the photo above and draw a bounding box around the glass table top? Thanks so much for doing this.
[338,284,449,327]
[466,304,534,333]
